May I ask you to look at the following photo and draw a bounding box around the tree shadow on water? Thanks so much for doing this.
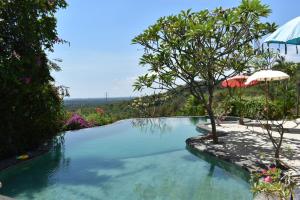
[0,138,161,200]
[181,154,202,162]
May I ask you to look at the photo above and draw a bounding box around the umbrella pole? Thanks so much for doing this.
[265,80,269,120]
[238,87,244,125]
[297,89,299,117]
[297,82,300,117]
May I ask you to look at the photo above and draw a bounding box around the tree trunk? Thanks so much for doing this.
[207,106,218,144]
[207,82,218,144]
[239,117,244,125]
[275,148,280,166]
[275,127,284,167]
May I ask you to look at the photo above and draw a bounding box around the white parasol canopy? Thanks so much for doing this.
[245,70,290,85]
[264,16,300,45]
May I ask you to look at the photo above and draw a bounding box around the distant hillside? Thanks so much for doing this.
[63,89,189,120]
[64,97,134,109]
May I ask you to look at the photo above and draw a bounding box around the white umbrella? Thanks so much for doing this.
[245,70,290,85]
[245,70,290,119]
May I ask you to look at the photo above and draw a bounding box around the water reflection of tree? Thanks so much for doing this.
[132,117,205,135]
[0,137,69,199]
[185,148,251,199]
[188,117,204,126]
[186,146,250,182]
[132,161,246,200]
[131,118,172,135]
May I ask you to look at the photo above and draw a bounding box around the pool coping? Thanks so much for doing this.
[186,135,257,174]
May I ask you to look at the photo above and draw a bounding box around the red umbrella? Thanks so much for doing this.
[221,75,258,88]
[220,75,259,125]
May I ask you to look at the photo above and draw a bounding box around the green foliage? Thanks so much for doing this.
[216,95,295,120]
[132,2,274,93]
[85,113,113,126]
[0,0,67,158]
[180,95,206,116]
[130,94,173,117]
[214,92,237,117]
[243,97,265,119]
[272,56,299,116]
[215,73,297,120]
[132,0,274,93]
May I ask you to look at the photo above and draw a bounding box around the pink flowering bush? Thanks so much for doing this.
[64,113,91,130]
[251,164,296,199]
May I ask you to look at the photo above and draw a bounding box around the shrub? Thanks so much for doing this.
[251,164,296,199]
[215,95,295,120]
[95,107,105,115]
[180,95,206,116]
[85,113,113,126]
[244,97,295,120]
[0,0,67,159]
[0,84,64,159]
[64,113,91,130]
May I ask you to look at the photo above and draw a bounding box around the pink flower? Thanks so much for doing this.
[65,113,91,129]
[261,169,267,174]
[264,176,272,183]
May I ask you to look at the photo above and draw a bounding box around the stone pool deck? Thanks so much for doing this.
[186,119,300,199]
[188,120,300,172]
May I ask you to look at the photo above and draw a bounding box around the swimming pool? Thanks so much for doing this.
[0,117,252,200]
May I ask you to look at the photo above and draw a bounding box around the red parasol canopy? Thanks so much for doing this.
[221,75,258,88]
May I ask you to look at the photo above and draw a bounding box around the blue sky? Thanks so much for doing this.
[49,0,300,98]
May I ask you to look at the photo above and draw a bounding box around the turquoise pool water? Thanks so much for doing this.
[0,117,252,200]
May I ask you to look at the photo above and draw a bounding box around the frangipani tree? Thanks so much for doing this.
[132,0,276,143]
